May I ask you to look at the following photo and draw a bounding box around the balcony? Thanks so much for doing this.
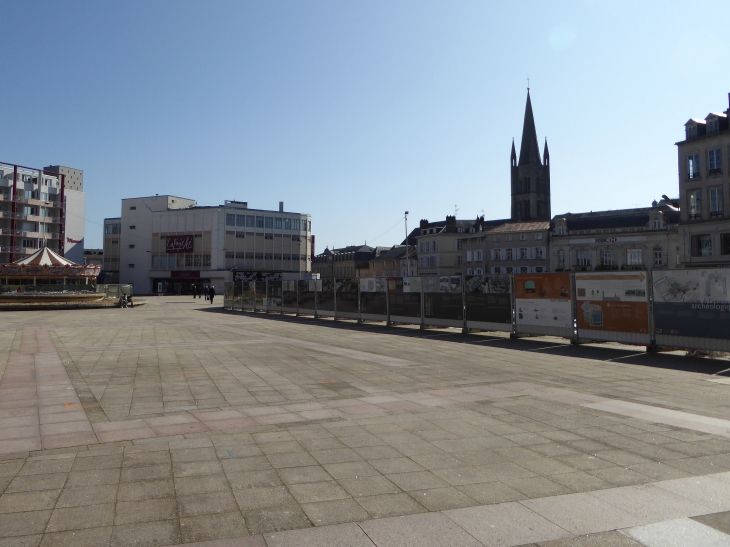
[689,213,702,220]
[710,210,724,218]
[708,168,723,177]
[686,172,701,181]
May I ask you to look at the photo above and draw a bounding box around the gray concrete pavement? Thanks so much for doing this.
[2,296,730,545]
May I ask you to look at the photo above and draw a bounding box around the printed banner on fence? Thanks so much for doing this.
[575,272,649,333]
[464,275,512,324]
[653,269,730,339]
[515,273,572,329]
[360,278,386,293]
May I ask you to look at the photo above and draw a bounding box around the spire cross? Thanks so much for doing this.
[527,77,530,91]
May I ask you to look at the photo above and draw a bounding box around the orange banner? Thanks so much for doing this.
[514,273,571,300]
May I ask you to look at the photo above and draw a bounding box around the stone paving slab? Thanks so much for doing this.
[3,298,730,545]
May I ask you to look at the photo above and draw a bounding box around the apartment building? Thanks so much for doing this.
[415,217,476,277]
[0,162,85,265]
[111,196,312,294]
[102,217,121,283]
[677,95,730,266]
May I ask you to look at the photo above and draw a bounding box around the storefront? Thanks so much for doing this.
[149,270,228,295]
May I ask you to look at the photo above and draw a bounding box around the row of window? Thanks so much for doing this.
[420,256,438,268]
[225,214,308,231]
[104,224,121,235]
[419,241,438,252]
[491,266,545,274]
[225,253,308,260]
[687,187,724,218]
[492,247,546,261]
[224,232,302,242]
[556,249,661,268]
[152,254,212,268]
[686,147,727,178]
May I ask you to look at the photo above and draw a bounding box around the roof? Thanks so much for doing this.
[554,205,680,231]
[489,221,550,233]
[706,112,727,119]
[12,247,79,267]
[374,246,408,261]
[685,118,706,126]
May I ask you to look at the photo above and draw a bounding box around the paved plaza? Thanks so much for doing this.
[2,297,730,546]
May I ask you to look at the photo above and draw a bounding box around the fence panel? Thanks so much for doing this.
[515,273,573,338]
[336,279,359,319]
[424,276,463,328]
[653,269,730,352]
[254,281,266,310]
[242,281,255,311]
[464,275,512,332]
[317,279,336,317]
[267,280,282,312]
[223,282,234,309]
[360,278,387,321]
[297,280,317,315]
[282,280,298,314]
[388,277,422,325]
[575,272,651,345]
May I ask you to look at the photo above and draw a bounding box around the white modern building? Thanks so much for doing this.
[108,196,312,294]
[0,162,85,265]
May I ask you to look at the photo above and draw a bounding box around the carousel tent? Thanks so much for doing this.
[0,246,100,290]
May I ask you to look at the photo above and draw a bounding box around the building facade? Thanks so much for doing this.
[312,245,374,279]
[550,200,680,272]
[415,217,477,277]
[460,221,550,276]
[0,161,85,265]
[111,196,311,294]
[102,218,121,283]
[43,165,86,264]
[677,95,730,266]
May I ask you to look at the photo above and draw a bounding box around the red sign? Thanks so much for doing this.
[171,271,201,278]
[66,237,81,243]
[166,235,194,253]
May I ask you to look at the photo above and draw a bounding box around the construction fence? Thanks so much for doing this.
[223,269,730,353]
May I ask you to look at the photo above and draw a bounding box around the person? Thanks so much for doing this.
[121,294,127,308]
[197,284,203,299]
[128,294,134,308]
[192,284,197,298]
[209,285,216,304]
[203,284,209,301]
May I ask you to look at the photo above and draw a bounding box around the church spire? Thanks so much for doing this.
[518,90,541,166]
[510,138,516,164]
[543,137,549,163]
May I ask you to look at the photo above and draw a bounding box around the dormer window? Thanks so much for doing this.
[652,218,662,229]
[686,125,698,139]
[708,119,719,134]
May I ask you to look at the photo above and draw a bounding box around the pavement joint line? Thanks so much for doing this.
[604,352,648,362]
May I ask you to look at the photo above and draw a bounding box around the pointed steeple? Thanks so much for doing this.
[518,90,541,166]
[543,137,549,163]
[510,139,517,164]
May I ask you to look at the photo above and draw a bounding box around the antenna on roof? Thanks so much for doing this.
[455,205,459,216]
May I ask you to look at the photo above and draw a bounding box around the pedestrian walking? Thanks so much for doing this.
[197,284,203,299]
[204,285,209,301]
[192,284,197,298]
[209,285,216,305]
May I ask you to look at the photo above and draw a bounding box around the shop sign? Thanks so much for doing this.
[166,235,194,253]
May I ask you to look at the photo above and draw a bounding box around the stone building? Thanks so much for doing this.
[550,199,681,272]
[415,217,476,277]
[677,95,730,266]
[312,245,374,279]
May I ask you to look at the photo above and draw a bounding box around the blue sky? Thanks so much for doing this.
[2,1,729,250]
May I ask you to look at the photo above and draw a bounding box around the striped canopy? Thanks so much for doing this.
[12,247,78,267]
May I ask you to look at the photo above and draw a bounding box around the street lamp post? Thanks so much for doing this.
[404,211,409,276]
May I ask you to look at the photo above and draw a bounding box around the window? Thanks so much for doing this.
[653,218,662,229]
[577,251,591,267]
[506,248,513,260]
[273,217,281,229]
[129,225,136,230]
[128,264,135,268]
[534,266,544,273]
[494,248,502,260]
[534,247,544,260]
[256,216,264,228]
[129,244,135,249]
[185,254,194,267]
[284,218,291,230]
[234,214,244,227]
[627,249,643,266]
[687,153,700,179]
[493,236,500,242]
[519,248,528,259]
[265,217,273,229]
[602,250,614,266]
[245,215,254,227]
[519,234,527,241]
[520,266,528,273]
[493,266,502,274]
[535,233,543,240]
[505,235,512,242]
[688,190,702,219]
[721,233,730,255]
[558,250,565,268]
[654,250,663,265]
[456,240,462,250]
[556,226,565,235]
[22,239,36,248]
[129,206,136,210]
[466,268,473,275]
[431,241,437,252]
[194,255,201,267]
[686,125,698,139]
[691,234,712,257]
[708,119,719,134]
[225,213,235,226]
[475,250,483,261]
[236,233,245,239]
[710,187,724,216]
[265,234,273,240]
[466,250,472,262]
[292,219,300,230]
[506,267,514,273]
[709,149,722,174]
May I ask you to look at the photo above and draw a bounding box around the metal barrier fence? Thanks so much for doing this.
[223,269,730,353]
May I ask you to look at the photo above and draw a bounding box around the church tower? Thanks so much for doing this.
[511,90,551,222]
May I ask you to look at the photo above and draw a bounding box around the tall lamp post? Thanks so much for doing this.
[404,211,409,276]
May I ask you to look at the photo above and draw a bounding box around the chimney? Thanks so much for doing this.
[445,215,456,226]
[419,219,429,229]
[279,201,284,212]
